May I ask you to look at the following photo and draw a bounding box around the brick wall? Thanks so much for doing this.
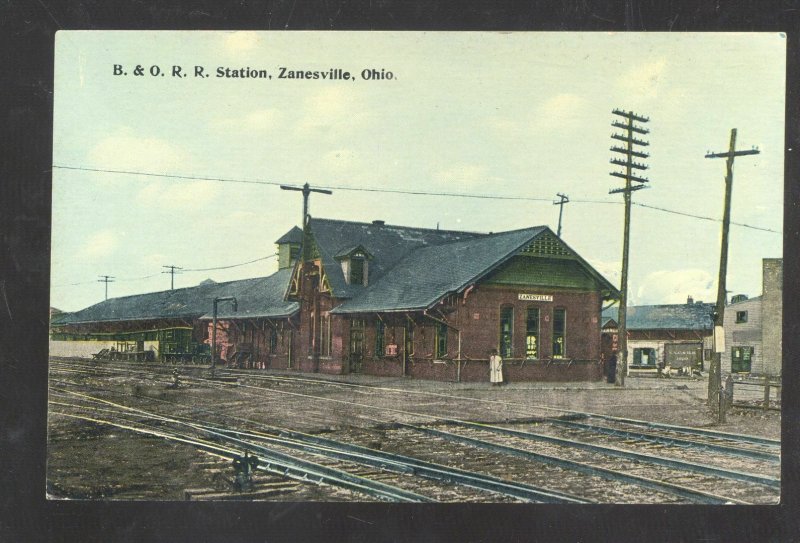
[345,285,604,382]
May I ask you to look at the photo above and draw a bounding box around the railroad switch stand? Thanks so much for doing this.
[232,451,260,492]
[167,367,181,389]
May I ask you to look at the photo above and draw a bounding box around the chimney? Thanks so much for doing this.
[687,295,693,305]
[372,220,385,226]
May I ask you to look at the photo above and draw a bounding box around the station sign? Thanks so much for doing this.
[518,293,553,302]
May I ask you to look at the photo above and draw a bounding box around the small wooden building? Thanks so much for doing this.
[602,299,714,376]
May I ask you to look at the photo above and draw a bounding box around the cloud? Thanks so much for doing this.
[536,93,588,125]
[88,131,192,173]
[214,108,281,133]
[588,259,621,287]
[487,93,588,138]
[635,268,715,305]
[142,253,168,268]
[87,131,218,209]
[433,164,489,186]
[80,230,118,258]
[297,87,370,136]
[321,149,364,179]
[136,179,220,209]
[617,58,668,100]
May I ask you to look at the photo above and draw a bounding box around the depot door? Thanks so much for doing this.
[349,318,364,373]
[403,323,414,376]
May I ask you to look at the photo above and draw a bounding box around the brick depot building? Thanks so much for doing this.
[52,217,619,382]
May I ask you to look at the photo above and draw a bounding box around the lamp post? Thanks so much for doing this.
[211,296,237,377]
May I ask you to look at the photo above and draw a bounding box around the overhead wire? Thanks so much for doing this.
[52,164,782,234]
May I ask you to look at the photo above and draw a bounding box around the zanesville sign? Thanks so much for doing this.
[518,294,553,302]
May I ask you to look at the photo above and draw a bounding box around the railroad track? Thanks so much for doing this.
[48,386,584,503]
[48,358,781,503]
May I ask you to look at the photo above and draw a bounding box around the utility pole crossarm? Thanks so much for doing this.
[162,265,183,290]
[611,121,650,134]
[609,184,648,195]
[705,149,760,159]
[611,133,650,147]
[610,172,650,184]
[553,193,570,237]
[280,182,333,261]
[98,275,115,301]
[611,146,649,159]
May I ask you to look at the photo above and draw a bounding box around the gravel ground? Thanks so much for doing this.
[47,361,781,501]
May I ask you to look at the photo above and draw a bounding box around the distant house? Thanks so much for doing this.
[722,258,782,377]
[603,298,715,375]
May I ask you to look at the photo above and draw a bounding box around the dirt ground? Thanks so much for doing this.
[46,367,781,501]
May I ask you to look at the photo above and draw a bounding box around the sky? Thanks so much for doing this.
[51,31,786,312]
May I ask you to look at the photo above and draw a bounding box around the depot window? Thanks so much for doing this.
[633,347,657,366]
[320,313,331,357]
[552,308,566,358]
[269,327,278,353]
[435,322,448,358]
[526,308,540,359]
[350,257,365,285]
[375,319,385,358]
[732,346,754,373]
[499,306,514,358]
[736,311,748,323]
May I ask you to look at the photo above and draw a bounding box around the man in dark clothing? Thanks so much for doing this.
[607,354,617,383]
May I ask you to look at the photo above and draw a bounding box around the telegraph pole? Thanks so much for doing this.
[162,265,183,290]
[98,275,115,301]
[553,193,570,237]
[609,108,651,387]
[280,182,333,260]
[705,129,760,409]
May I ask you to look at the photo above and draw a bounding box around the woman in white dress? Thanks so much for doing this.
[489,349,503,386]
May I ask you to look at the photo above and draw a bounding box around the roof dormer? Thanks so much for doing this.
[335,245,373,286]
[275,226,303,270]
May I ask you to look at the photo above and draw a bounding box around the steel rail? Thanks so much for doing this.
[55,384,736,507]
[51,387,585,504]
[51,361,780,481]
[50,408,432,503]
[51,360,782,451]
[214,367,779,449]
[54,363,781,476]
[402,423,745,505]
[544,418,780,462]
[581,414,780,447]
[219,427,589,504]
[439,419,779,489]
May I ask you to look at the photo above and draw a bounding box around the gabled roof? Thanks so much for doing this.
[334,244,373,260]
[308,218,484,299]
[52,268,298,326]
[601,316,618,329]
[602,302,715,331]
[275,226,303,245]
[331,226,549,313]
